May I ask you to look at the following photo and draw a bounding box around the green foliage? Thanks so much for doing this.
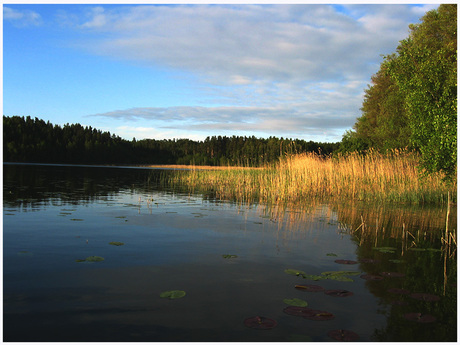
[384,4,457,179]
[345,5,456,180]
[356,65,411,150]
[159,290,186,299]
[283,298,308,307]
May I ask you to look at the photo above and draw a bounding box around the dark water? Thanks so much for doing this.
[3,164,457,342]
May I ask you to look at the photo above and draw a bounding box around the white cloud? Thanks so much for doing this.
[3,6,42,27]
[71,4,432,141]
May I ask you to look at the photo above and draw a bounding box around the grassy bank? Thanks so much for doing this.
[168,149,456,205]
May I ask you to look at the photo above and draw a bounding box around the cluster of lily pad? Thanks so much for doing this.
[244,256,362,340]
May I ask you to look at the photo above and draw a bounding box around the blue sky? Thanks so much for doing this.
[3,3,439,142]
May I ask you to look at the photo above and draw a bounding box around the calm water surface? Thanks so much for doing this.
[3,164,457,342]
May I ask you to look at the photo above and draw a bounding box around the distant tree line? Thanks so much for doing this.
[3,115,339,166]
[341,4,457,179]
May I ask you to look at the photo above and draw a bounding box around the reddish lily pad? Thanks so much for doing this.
[283,306,314,317]
[244,316,277,330]
[381,271,405,278]
[324,289,354,297]
[404,313,436,323]
[360,274,384,281]
[328,329,360,341]
[334,259,358,265]
[295,284,325,292]
[302,309,335,321]
[410,293,440,301]
[388,288,410,295]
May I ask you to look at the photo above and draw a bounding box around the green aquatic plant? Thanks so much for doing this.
[76,256,105,263]
[283,298,308,307]
[109,241,124,246]
[326,253,338,257]
[373,246,397,253]
[160,290,186,299]
[284,269,307,277]
[222,254,238,259]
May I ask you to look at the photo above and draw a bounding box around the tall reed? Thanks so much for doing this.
[168,149,456,205]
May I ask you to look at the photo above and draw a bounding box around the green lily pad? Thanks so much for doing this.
[326,253,338,257]
[283,298,308,307]
[373,246,397,253]
[85,256,105,262]
[222,254,238,259]
[303,274,325,281]
[109,241,124,246]
[408,248,426,252]
[160,290,186,299]
[285,269,307,277]
[389,259,405,263]
[328,275,354,282]
[321,271,361,276]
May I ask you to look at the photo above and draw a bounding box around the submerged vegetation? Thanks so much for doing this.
[168,149,456,205]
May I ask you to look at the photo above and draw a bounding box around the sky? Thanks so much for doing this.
[3,2,440,143]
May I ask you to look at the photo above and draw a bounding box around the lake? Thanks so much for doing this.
[3,163,457,342]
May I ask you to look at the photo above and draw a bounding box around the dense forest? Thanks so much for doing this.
[3,115,339,166]
[341,4,457,179]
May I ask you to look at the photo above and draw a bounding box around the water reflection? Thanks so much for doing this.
[3,164,457,342]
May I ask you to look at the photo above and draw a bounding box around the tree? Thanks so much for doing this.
[385,4,457,179]
[356,64,410,150]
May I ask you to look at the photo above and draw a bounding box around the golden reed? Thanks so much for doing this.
[169,149,456,205]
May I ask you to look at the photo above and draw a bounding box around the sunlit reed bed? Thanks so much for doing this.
[168,149,456,205]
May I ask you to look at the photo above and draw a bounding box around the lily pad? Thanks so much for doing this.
[328,329,360,341]
[283,298,308,307]
[84,256,104,262]
[244,316,277,330]
[326,253,338,257]
[409,293,440,301]
[302,309,335,321]
[295,284,325,292]
[373,246,397,251]
[334,259,358,265]
[283,306,315,317]
[373,247,397,253]
[404,313,436,323]
[109,241,124,246]
[360,274,384,281]
[302,274,325,281]
[222,254,238,259]
[284,269,306,277]
[160,290,186,299]
[324,289,354,297]
[321,270,361,276]
[389,259,405,263]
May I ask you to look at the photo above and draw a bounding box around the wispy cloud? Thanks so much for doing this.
[70,4,433,141]
[3,6,42,27]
